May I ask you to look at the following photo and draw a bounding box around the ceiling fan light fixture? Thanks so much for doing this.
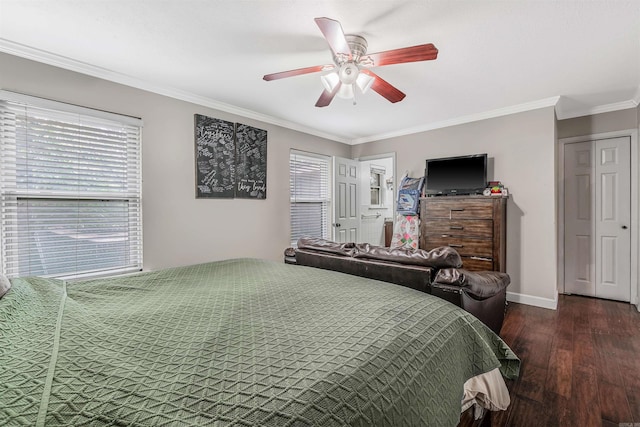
[338,62,359,85]
[321,72,353,98]
[321,72,340,93]
[356,73,374,94]
[320,69,374,101]
[337,84,355,100]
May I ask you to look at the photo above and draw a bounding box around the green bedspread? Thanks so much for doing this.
[0,258,519,426]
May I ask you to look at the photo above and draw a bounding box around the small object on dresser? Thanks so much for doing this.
[485,181,506,196]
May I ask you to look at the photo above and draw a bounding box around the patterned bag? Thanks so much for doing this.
[390,214,420,250]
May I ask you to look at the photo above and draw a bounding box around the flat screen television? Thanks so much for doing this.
[424,153,487,195]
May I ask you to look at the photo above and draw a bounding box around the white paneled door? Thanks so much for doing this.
[333,157,359,243]
[564,137,631,302]
[564,141,595,296]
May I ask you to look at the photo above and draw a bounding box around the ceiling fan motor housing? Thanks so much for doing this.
[333,34,368,64]
[346,34,368,61]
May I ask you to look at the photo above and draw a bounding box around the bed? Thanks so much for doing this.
[0,258,519,426]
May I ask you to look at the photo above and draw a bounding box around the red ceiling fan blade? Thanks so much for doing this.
[366,43,438,67]
[361,70,406,103]
[315,82,342,107]
[263,64,333,81]
[314,17,352,59]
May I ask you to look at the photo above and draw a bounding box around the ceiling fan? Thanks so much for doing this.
[263,17,438,107]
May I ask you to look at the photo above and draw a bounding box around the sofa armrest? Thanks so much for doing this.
[432,268,510,335]
[433,268,510,300]
[284,247,297,264]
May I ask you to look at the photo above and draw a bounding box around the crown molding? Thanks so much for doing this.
[633,85,640,105]
[556,97,640,121]
[0,39,350,144]
[350,96,561,145]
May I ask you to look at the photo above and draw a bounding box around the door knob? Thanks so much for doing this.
[622,225,628,229]
[333,223,341,227]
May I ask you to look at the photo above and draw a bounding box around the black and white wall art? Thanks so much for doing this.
[194,114,267,199]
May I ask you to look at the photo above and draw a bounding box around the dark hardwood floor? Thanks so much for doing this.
[492,295,640,427]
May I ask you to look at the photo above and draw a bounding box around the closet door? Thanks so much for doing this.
[563,137,631,302]
[594,136,631,301]
[564,141,595,296]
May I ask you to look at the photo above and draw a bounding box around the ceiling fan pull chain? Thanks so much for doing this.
[352,84,357,105]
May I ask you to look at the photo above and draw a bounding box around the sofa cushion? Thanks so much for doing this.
[433,268,510,299]
[352,243,463,269]
[297,237,356,257]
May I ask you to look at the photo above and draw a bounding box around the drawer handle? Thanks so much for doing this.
[449,208,464,219]
[470,256,492,261]
[449,226,464,230]
[449,244,463,248]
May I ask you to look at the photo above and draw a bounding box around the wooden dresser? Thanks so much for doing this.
[419,196,507,272]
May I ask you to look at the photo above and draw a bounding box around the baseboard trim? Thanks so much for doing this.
[507,291,558,310]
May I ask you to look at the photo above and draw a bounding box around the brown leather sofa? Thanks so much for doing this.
[286,237,510,335]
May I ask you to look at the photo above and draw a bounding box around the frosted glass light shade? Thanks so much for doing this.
[356,73,374,94]
[320,69,376,100]
[321,73,339,92]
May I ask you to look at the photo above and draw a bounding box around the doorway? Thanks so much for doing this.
[354,154,395,246]
[561,135,633,302]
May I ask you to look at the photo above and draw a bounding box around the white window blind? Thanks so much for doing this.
[0,91,142,279]
[289,151,330,246]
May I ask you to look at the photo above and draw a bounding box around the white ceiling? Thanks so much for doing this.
[1,0,639,144]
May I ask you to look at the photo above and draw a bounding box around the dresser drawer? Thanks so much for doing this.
[423,236,493,257]
[424,219,493,238]
[460,256,494,271]
[423,199,494,220]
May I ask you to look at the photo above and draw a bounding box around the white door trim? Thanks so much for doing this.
[354,152,397,220]
[558,129,638,310]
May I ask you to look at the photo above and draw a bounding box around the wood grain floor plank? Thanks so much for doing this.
[545,346,572,398]
[514,363,547,403]
[598,381,633,424]
[572,331,597,369]
[571,364,602,427]
[541,391,573,427]
[494,296,640,427]
[502,396,546,427]
[626,391,640,423]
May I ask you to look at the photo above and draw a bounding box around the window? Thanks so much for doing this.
[289,151,330,246]
[0,91,142,279]
[370,166,385,206]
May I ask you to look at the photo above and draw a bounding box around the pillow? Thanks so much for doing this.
[0,274,11,299]
[297,237,356,257]
[353,243,463,268]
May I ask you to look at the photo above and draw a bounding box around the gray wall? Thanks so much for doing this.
[557,108,638,139]
[352,107,559,303]
[3,51,637,306]
[0,53,351,270]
